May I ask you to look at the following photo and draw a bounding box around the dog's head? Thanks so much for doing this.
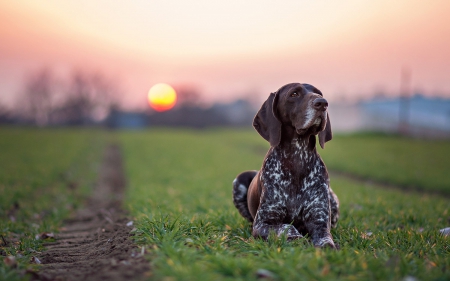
[253,83,332,148]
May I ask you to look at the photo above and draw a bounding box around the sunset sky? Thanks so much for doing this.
[1,0,449,110]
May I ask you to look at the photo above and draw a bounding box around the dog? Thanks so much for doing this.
[232,83,339,248]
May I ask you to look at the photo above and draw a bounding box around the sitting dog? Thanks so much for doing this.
[232,83,339,248]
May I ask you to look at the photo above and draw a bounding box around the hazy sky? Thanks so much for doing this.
[1,0,449,109]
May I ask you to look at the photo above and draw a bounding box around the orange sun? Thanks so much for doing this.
[147,83,177,112]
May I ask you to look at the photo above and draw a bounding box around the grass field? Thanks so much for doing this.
[0,128,106,281]
[320,132,450,194]
[120,129,450,281]
[1,128,449,280]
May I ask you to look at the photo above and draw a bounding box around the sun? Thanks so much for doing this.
[147,83,177,112]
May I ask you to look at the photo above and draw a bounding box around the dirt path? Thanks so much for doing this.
[34,144,150,281]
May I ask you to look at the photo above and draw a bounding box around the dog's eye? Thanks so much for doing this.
[290,92,299,97]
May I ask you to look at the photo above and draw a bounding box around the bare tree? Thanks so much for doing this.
[19,68,55,126]
[53,70,121,125]
[173,85,203,108]
[17,67,121,126]
[89,71,121,120]
[0,103,13,124]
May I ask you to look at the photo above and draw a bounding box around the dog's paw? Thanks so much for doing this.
[277,224,303,240]
[314,236,337,249]
[287,234,304,241]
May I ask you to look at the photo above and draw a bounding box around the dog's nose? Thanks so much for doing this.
[313,98,328,111]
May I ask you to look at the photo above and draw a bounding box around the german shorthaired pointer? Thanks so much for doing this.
[232,83,339,248]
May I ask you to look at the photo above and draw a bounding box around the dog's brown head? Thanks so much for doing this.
[253,83,332,148]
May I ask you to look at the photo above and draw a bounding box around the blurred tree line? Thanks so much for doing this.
[1,67,257,128]
[14,68,120,126]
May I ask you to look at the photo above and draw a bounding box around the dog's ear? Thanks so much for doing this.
[318,112,332,149]
[253,92,281,147]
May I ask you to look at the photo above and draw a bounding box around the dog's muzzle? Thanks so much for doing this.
[313,117,322,125]
[313,98,328,111]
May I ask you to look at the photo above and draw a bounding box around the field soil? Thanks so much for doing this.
[34,144,150,281]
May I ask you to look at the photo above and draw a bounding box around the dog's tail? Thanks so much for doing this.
[232,170,258,223]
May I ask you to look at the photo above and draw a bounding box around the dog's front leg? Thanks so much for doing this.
[303,187,336,248]
[329,187,340,228]
[252,200,303,240]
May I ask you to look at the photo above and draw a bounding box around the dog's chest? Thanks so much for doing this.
[261,143,326,217]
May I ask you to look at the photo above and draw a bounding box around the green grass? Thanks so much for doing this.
[0,127,106,281]
[120,129,450,281]
[1,128,449,280]
[320,132,450,194]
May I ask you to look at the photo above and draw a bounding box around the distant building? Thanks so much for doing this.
[362,95,450,133]
[106,109,148,129]
[146,99,256,128]
[210,99,256,127]
[329,95,450,138]
[103,95,450,138]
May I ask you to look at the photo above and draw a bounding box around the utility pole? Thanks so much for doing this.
[398,67,411,135]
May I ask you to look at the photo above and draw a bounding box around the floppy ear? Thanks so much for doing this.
[253,92,281,147]
[318,112,332,149]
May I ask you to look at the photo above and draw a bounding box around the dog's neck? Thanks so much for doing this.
[275,127,318,167]
[279,126,317,153]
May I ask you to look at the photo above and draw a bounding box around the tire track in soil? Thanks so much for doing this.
[33,144,150,281]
